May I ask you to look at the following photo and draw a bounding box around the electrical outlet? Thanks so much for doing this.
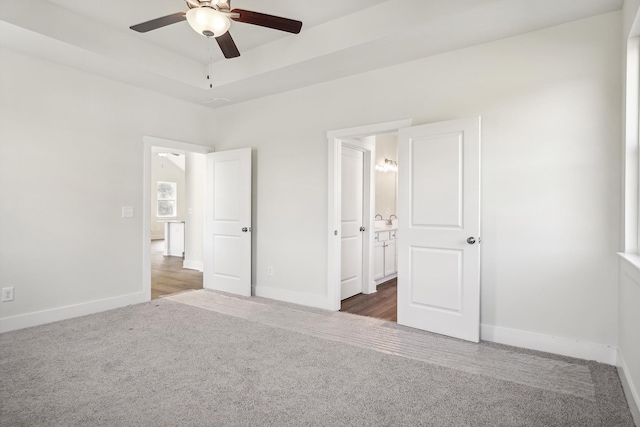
[2,287,14,302]
[267,266,273,277]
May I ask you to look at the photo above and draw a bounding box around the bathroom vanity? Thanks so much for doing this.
[374,222,397,284]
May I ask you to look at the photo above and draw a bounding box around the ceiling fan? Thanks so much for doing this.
[130,0,303,59]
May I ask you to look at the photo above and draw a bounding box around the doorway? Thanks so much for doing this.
[327,117,482,342]
[327,119,412,314]
[142,136,211,301]
[340,132,400,320]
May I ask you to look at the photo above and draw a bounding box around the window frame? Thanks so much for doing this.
[157,181,177,218]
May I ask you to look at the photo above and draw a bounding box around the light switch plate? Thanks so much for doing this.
[122,206,134,218]
[2,287,14,302]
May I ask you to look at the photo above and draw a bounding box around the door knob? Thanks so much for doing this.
[359,226,366,232]
[242,227,248,232]
[467,237,476,245]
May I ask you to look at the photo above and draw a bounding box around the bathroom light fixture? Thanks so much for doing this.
[375,159,398,173]
[186,7,231,38]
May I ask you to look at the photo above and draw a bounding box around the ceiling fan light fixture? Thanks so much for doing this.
[186,7,230,38]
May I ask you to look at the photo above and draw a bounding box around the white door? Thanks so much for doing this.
[204,148,252,297]
[397,117,481,342]
[341,146,364,300]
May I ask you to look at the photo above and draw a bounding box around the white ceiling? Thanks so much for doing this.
[0,0,624,109]
[47,0,390,63]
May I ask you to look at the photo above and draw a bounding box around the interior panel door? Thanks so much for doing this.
[341,146,364,300]
[204,148,252,296]
[397,117,481,342]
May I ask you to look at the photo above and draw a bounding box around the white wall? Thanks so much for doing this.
[374,133,398,219]
[184,152,206,271]
[150,154,186,240]
[0,47,213,330]
[212,12,622,352]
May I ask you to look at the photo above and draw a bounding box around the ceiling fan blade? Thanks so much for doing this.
[230,9,302,34]
[130,13,186,33]
[216,32,241,58]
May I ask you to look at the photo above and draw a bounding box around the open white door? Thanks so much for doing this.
[204,148,252,297]
[341,146,364,300]
[397,117,481,342]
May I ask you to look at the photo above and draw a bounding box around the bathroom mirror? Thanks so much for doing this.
[374,133,398,219]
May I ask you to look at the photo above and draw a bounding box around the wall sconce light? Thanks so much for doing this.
[375,158,398,173]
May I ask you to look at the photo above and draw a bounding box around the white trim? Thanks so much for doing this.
[619,252,640,285]
[142,136,212,301]
[254,285,332,310]
[326,120,412,140]
[618,349,640,426]
[624,37,640,252]
[327,119,412,311]
[375,273,397,286]
[183,260,204,272]
[0,292,147,333]
[480,324,617,365]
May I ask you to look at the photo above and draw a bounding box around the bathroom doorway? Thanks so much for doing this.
[327,119,411,317]
[327,117,482,342]
[341,131,399,321]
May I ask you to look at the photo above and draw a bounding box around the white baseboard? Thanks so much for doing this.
[0,291,149,334]
[480,324,617,365]
[254,285,331,310]
[183,260,203,272]
[618,350,640,426]
[375,273,397,286]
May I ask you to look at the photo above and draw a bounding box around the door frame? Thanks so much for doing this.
[142,136,212,301]
[326,119,412,311]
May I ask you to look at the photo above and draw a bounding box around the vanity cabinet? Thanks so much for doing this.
[163,221,185,257]
[374,229,397,283]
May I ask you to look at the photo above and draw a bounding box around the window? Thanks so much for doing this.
[157,181,177,218]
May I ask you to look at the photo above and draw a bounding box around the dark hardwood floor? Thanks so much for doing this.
[340,278,397,322]
[151,240,203,300]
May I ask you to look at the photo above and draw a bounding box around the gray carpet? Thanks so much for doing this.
[0,291,634,426]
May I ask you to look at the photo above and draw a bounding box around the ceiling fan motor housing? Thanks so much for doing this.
[186,7,231,38]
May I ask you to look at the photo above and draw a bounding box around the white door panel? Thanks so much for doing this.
[204,148,252,297]
[398,117,481,342]
[341,146,364,300]
[411,133,463,227]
